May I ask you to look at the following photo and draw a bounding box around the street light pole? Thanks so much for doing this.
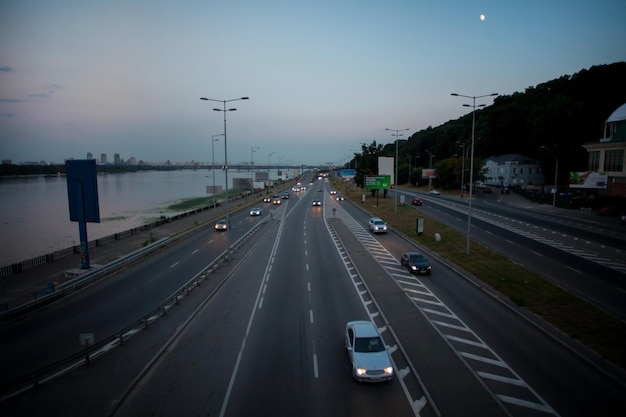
[457,141,466,197]
[451,92,498,255]
[250,146,260,167]
[540,145,558,207]
[211,134,224,209]
[268,151,275,188]
[385,128,410,214]
[427,151,435,191]
[200,96,249,260]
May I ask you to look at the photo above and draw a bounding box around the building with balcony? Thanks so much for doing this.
[582,103,626,198]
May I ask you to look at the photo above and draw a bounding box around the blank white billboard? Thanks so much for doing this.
[378,157,394,187]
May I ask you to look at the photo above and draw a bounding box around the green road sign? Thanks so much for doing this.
[365,175,391,189]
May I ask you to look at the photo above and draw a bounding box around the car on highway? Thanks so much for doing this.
[330,190,337,195]
[400,252,432,275]
[336,195,345,201]
[412,198,423,206]
[368,217,388,234]
[312,200,322,206]
[263,197,271,203]
[273,198,281,205]
[249,207,261,216]
[214,219,228,231]
[483,187,492,193]
[429,189,441,195]
[271,193,280,198]
[345,320,393,382]
[282,192,290,199]
[501,186,510,194]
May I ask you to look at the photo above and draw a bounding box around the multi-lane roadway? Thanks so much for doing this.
[1,172,625,416]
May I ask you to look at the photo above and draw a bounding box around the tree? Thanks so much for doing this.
[353,141,384,188]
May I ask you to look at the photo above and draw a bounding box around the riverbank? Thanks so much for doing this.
[0,181,297,312]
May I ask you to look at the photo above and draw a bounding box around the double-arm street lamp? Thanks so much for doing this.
[385,128,410,214]
[540,145,558,207]
[200,96,249,260]
[451,92,498,255]
[211,133,224,209]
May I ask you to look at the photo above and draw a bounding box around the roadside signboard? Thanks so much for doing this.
[569,171,607,189]
[365,175,391,189]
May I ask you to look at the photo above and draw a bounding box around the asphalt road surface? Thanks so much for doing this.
[1,174,625,417]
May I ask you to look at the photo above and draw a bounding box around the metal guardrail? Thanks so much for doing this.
[0,219,269,401]
[0,207,215,279]
[0,238,171,320]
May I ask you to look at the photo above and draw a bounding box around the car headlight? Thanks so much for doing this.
[356,368,367,376]
[384,366,393,375]
[411,265,417,270]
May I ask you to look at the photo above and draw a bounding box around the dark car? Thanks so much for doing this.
[412,198,423,206]
[400,252,432,275]
[483,187,492,193]
[501,186,510,194]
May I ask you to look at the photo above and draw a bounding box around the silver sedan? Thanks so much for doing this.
[345,321,393,382]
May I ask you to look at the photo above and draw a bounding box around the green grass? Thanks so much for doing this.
[342,184,626,369]
[167,189,248,211]
[101,216,127,222]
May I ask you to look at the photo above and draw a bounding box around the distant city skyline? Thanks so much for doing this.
[1,1,625,166]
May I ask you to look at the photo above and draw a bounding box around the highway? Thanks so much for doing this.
[394,188,626,320]
[1,172,625,416]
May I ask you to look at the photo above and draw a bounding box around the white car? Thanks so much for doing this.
[345,321,393,382]
[214,219,228,231]
[368,217,388,234]
[429,189,441,195]
[249,207,261,216]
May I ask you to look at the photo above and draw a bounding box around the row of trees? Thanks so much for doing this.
[349,62,626,190]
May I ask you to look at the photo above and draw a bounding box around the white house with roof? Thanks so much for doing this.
[482,154,545,187]
[582,103,626,198]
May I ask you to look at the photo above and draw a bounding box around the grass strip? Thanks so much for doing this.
[339,184,626,369]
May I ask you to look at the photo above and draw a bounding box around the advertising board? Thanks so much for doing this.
[569,171,608,189]
[365,175,391,189]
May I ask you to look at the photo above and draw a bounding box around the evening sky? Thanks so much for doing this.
[1,0,625,166]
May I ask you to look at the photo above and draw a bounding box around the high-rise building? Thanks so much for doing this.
[101,153,107,164]
[86,152,93,160]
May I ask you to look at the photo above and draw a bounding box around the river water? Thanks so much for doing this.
[0,168,284,267]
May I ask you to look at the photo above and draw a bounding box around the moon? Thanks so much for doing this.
[480,14,485,21]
